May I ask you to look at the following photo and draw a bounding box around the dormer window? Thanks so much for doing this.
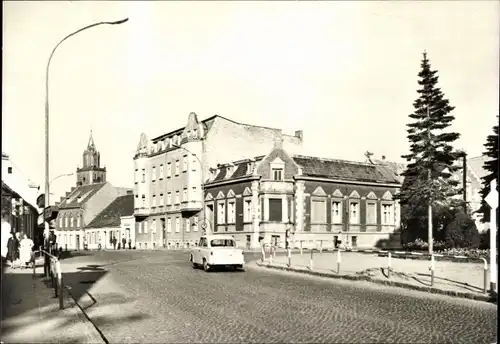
[247,162,254,175]
[270,157,285,181]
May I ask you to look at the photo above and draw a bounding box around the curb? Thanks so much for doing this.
[256,262,498,304]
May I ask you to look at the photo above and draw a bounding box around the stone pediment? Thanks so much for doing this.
[349,190,360,198]
[332,189,343,198]
[312,186,327,196]
[366,191,377,200]
[382,191,393,200]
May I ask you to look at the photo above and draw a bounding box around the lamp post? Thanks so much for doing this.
[172,144,206,239]
[44,18,129,233]
[49,173,75,189]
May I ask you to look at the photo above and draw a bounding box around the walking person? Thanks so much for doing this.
[122,236,126,250]
[19,233,34,269]
[6,232,18,267]
[112,236,117,250]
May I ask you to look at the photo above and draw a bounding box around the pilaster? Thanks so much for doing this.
[251,180,260,248]
[295,180,305,232]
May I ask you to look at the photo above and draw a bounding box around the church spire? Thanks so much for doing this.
[87,130,95,150]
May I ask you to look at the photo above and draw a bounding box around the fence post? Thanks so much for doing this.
[300,241,303,256]
[387,252,392,279]
[269,246,273,265]
[56,260,63,310]
[309,249,314,270]
[430,255,435,287]
[261,244,265,263]
[481,258,488,294]
[336,249,341,274]
[287,247,291,267]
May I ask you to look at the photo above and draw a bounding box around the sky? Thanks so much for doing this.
[2,1,499,204]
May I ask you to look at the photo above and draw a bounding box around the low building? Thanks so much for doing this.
[85,192,135,249]
[203,142,402,249]
[2,152,41,245]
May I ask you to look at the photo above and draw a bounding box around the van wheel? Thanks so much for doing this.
[203,259,210,272]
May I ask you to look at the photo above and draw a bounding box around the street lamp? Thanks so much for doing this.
[49,173,75,189]
[44,18,129,220]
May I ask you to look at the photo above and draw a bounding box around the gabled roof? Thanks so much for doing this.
[468,155,488,180]
[293,155,400,184]
[59,183,106,208]
[86,194,134,228]
[209,156,265,183]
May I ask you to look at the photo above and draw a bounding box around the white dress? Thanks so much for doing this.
[20,238,34,264]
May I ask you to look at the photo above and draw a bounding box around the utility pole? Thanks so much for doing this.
[427,105,433,255]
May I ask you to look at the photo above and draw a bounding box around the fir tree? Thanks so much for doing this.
[478,119,499,224]
[397,52,462,242]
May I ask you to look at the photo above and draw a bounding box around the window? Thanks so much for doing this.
[142,195,146,208]
[217,202,226,224]
[210,239,236,247]
[332,201,342,223]
[167,192,172,205]
[175,217,180,232]
[193,216,198,231]
[183,188,188,202]
[175,191,180,204]
[183,155,188,172]
[151,219,156,234]
[160,164,164,179]
[138,222,142,234]
[366,202,377,225]
[185,218,190,232]
[160,194,164,206]
[152,166,156,181]
[244,199,252,222]
[152,195,157,207]
[272,168,283,181]
[77,215,81,227]
[7,167,12,174]
[59,216,63,228]
[70,214,74,227]
[382,204,394,225]
[311,199,326,223]
[144,221,148,234]
[167,163,172,178]
[352,236,358,248]
[192,157,197,171]
[269,198,283,222]
[167,217,172,232]
[142,169,146,183]
[65,215,68,228]
[135,169,138,183]
[350,202,360,224]
[193,129,198,137]
[192,187,197,198]
[175,160,180,175]
[228,201,235,223]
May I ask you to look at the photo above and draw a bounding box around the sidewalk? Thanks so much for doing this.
[259,251,496,302]
[1,263,104,344]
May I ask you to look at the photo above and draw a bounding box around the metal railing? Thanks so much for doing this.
[33,248,64,310]
[261,243,492,294]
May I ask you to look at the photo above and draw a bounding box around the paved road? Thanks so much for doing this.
[61,250,497,344]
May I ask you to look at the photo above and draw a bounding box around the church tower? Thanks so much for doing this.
[76,131,106,186]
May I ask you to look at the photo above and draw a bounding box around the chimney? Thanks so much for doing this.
[295,130,303,140]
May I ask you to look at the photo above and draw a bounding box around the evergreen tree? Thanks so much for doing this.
[478,119,499,224]
[397,52,462,242]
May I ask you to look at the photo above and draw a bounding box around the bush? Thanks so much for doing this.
[375,229,403,250]
[479,229,490,249]
[436,248,490,261]
[443,208,480,249]
[402,238,446,251]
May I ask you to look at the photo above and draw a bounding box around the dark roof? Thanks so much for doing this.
[208,156,265,184]
[59,183,106,208]
[86,194,134,228]
[152,115,218,143]
[293,155,400,184]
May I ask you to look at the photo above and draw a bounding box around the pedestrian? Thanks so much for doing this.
[122,237,126,250]
[19,233,34,269]
[112,236,117,250]
[128,238,132,250]
[6,232,18,267]
[1,214,11,265]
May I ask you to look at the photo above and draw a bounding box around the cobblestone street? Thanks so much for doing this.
[59,250,497,344]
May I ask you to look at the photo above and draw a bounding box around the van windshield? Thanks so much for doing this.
[210,239,236,247]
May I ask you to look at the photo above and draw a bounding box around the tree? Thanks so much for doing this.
[478,120,498,224]
[397,52,462,243]
[444,207,480,249]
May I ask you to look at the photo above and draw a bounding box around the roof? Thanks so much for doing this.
[468,155,488,179]
[207,156,265,184]
[371,159,407,183]
[59,183,106,208]
[293,155,400,184]
[86,194,134,228]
